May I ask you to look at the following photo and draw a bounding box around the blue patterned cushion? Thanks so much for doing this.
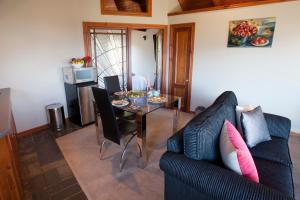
[183,92,237,162]
[213,91,238,107]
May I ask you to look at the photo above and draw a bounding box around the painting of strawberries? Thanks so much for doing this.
[227,17,276,48]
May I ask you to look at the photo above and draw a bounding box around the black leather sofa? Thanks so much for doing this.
[160,91,294,200]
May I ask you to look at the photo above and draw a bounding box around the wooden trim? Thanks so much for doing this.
[100,0,152,17]
[168,23,195,112]
[291,132,300,137]
[17,124,49,138]
[161,26,168,94]
[127,29,132,91]
[83,22,168,93]
[168,0,295,16]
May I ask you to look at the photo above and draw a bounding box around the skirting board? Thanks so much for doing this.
[291,132,300,136]
[17,118,71,138]
[17,124,49,138]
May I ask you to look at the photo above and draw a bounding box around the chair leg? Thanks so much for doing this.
[119,134,136,172]
[137,142,142,157]
[99,139,106,160]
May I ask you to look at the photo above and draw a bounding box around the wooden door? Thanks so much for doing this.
[169,23,195,112]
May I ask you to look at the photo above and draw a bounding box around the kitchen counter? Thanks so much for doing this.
[0,88,12,138]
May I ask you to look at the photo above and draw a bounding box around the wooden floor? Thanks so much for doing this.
[19,122,87,200]
[19,124,300,200]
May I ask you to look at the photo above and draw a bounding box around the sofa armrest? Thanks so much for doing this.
[167,128,184,153]
[160,152,293,200]
[264,113,291,140]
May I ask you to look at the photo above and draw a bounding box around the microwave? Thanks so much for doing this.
[63,67,97,84]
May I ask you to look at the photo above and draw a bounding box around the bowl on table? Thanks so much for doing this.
[127,91,147,106]
[111,100,129,108]
[147,96,168,104]
[114,91,127,100]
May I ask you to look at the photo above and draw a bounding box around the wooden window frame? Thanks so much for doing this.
[82,22,168,93]
[101,0,152,17]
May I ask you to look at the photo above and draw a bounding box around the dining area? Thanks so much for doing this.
[92,75,181,171]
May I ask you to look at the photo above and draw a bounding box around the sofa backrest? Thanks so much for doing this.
[183,91,238,162]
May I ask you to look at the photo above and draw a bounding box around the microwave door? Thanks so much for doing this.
[75,69,93,83]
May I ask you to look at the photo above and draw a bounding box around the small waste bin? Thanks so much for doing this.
[46,103,66,131]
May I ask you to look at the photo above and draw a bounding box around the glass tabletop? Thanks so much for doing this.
[112,94,180,116]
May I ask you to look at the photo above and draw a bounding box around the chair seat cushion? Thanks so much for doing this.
[254,158,294,198]
[250,137,292,167]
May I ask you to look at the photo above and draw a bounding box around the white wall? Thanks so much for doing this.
[0,0,169,132]
[131,29,159,88]
[2,0,300,133]
[169,1,300,132]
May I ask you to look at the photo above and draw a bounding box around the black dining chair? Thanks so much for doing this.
[103,75,136,121]
[92,87,142,171]
[103,75,122,96]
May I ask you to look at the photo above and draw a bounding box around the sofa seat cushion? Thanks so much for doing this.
[250,137,292,167]
[254,158,294,198]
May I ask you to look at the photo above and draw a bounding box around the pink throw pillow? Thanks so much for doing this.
[220,120,259,183]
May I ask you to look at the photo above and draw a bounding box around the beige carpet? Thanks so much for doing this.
[56,109,194,200]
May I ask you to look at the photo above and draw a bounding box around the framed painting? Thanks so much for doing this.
[227,17,276,48]
[101,0,152,17]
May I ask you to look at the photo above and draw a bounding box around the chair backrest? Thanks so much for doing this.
[103,75,121,95]
[92,87,121,145]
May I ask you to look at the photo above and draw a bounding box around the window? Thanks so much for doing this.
[90,29,128,90]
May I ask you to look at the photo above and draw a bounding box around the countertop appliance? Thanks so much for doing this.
[63,66,97,84]
[64,81,98,126]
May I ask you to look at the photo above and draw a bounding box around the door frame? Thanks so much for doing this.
[82,22,168,93]
[168,23,195,112]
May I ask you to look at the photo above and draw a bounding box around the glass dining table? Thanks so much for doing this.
[94,93,181,168]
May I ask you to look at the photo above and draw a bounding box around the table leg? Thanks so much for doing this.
[136,111,147,168]
[173,97,181,133]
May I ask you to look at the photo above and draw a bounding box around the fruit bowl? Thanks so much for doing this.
[71,63,84,68]
[127,91,146,105]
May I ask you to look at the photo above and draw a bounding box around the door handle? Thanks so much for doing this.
[185,80,189,82]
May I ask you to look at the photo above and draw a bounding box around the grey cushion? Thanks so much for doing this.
[241,106,271,148]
